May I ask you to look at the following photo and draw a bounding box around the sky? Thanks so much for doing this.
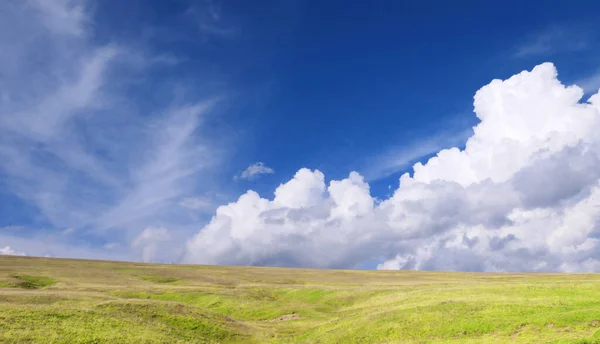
[2,0,600,272]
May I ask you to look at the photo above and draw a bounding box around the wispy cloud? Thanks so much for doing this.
[179,197,214,211]
[0,246,27,256]
[185,0,237,39]
[104,242,119,250]
[0,226,24,232]
[236,162,275,180]
[0,1,119,229]
[93,101,219,232]
[62,228,75,235]
[131,227,173,263]
[0,0,228,261]
[28,0,88,37]
[513,26,589,58]
[576,71,600,95]
[360,128,473,181]
[0,232,131,261]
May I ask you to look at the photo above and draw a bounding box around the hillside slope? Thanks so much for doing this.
[1,256,600,343]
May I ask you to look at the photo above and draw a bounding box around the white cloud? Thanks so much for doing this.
[93,101,218,232]
[0,246,27,256]
[237,162,275,180]
[513,27,588,58]
[27,0,88,37]
[62,228,75,235]
[361,127,473,181]
[575,71,600,95]
[0,0,224,262]
[103,242,119,250]
[185,63,600,272]
[186,1,237,39]
[0,226,24,232]
[132,227,173,263]
[0,233,131,261]
[179,197,213,211]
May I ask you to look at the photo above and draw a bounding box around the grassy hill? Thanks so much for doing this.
[1,256,600,343]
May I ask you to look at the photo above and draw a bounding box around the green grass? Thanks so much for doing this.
[1,256,600,343]
[140,275,180,284]
[0,274,58,289]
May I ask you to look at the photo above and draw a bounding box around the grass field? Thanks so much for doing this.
[1,256,600,343]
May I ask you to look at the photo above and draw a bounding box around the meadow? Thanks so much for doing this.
[1,256,600,343]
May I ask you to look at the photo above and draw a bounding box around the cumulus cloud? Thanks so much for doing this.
[236,162,275,180]
[0,246,27,256]
[185,63,600,272]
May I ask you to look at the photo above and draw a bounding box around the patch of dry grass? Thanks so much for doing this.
[1,256,600,343]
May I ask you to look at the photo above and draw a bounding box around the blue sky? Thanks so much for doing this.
[2,0,600,271]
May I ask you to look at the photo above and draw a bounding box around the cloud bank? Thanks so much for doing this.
[185,63,600,272]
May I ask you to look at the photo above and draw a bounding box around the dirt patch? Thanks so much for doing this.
[268,313,301,322]
[510,324,527,340]
[590,320,600,327]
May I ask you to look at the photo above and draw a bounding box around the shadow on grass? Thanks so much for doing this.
[2,275,58,289]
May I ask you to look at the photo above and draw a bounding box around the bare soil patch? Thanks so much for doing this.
[268,313,301,322]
